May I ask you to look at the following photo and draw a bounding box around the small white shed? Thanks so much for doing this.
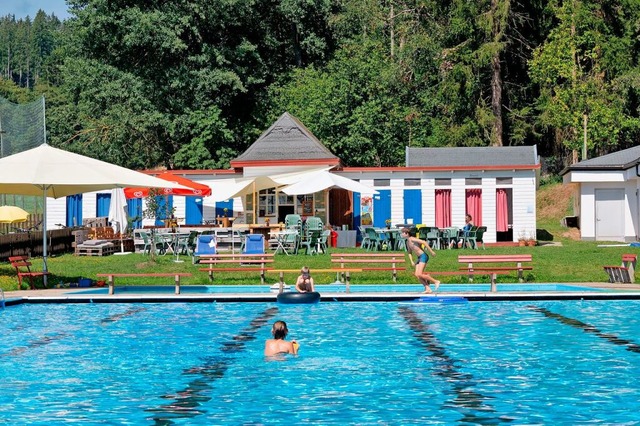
[562,146,640,242]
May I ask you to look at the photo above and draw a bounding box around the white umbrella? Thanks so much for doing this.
[281,170,378,195]
[108,188,128,253]
[0,143,191,284]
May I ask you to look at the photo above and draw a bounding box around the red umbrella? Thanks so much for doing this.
[124,172,212,198]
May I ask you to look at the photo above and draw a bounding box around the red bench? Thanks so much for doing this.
[9,255,50,290]
[432,254,534,292]
[330,253,406,283]
[96,273,193,295]
[603,254,636,283]
[198,253,275,284]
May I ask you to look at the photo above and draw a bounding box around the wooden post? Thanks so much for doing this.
[490,273,497,292]
[175,274,180,295]
[279,272,285,294]
[345,271,351,293]
[108,275,115,295]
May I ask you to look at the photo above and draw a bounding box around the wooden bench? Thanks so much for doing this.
[603,254,637,283]
[198,253,275,284]
[266,268,365,293]
[431,254,533,292]
[9,255,50,290]
[330,253,406,283]
[96,273,193,295]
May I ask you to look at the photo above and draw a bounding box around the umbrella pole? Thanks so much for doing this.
[42,188,48,287]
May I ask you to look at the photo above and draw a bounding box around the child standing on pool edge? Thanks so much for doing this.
[264,320,299,356]
[401,227,440,293]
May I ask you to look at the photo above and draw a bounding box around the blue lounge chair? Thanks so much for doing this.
[192,235,217,264]
[243,234,265,254]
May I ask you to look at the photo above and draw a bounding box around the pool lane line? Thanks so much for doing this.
[528,306,640,353]
[147,306,279,424]
[2,332,69,357]
[100,306,148,324]
[398,306,512,424]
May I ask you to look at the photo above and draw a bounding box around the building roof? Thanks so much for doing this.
[405,146,539,168]
[230,112,340,167]
[561,145,640,174]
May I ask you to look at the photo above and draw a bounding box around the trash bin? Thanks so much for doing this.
[330,229,338,247]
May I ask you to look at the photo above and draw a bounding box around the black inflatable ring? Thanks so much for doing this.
[277,291,321,304]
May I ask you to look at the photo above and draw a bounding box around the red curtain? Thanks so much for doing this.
[465,189,482,226]
[496,189,509,232]
[435,189,451,228]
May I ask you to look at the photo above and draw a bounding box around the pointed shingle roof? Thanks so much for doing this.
[231,112,339,167]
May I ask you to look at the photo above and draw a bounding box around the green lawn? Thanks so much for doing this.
[1,241,635,291]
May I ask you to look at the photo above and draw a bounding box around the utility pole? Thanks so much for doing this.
[0,117,5,205]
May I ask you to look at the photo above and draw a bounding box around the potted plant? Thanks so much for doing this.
[518,230,527,247]
[527,231,537,246]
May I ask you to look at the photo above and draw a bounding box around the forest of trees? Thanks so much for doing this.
[0,0,639,174]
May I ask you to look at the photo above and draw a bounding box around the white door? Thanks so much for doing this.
[595,189,625,241]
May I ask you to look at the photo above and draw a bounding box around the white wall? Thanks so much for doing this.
[339,169,538,243]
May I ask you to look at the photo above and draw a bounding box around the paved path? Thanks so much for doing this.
[3,282,640,304]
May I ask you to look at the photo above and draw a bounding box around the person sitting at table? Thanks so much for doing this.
[295,266,315,293]
[450,214,473,249]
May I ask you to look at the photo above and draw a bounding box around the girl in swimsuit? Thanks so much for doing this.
[264,320,299,356]
[401,227,440,293]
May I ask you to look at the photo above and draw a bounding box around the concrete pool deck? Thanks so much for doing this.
[4,282,640,304]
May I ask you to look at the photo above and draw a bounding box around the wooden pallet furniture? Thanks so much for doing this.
[9,255,51,290]
[75,240,116,256]
[603,254,637,283]
[198,253,275,284]
[330,253,406,282]
[96,273,193,295]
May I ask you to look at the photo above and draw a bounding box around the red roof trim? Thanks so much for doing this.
[230,158,340,168]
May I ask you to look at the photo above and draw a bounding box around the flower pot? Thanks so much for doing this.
[527,240,537,246]
[518,240,526,247]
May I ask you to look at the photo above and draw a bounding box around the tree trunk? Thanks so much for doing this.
[490,0,507,146]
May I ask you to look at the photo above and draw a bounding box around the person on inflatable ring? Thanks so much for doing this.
[295,266,315,293]
[264,320,299,356]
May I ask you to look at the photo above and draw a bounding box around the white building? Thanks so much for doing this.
[47,113,540,244]
[562,145,640,242]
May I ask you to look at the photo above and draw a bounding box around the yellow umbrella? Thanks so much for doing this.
[0,205,29,224]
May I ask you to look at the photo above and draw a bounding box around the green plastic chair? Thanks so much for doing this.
[467,226,486,249]
[299,230,322,255]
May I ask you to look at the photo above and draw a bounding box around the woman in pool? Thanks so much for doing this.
[295,266,315,293]
[401,227,440,293]
[264,320,299,356]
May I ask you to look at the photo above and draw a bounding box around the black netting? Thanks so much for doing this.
[0,96,46,158]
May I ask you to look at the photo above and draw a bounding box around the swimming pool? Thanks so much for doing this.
[69,283,604,294]
[2,300,640,424]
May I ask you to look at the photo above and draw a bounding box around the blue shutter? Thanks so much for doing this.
[215,200,233,218]
[353,192,361,242]
[155,196,174,226]
[403,189,421,225]
[185,197,204,225]
[66,194,83,227]
[127,198,142,229]
[373,190,391,228]
[96,193,111,217]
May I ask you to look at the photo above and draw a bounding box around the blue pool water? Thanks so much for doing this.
[2,301,640,424]
[69,283,603,294]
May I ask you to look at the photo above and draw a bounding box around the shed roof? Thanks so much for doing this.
[405,146,538,168]
[561,145,640,174]
[230,112,339,167]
